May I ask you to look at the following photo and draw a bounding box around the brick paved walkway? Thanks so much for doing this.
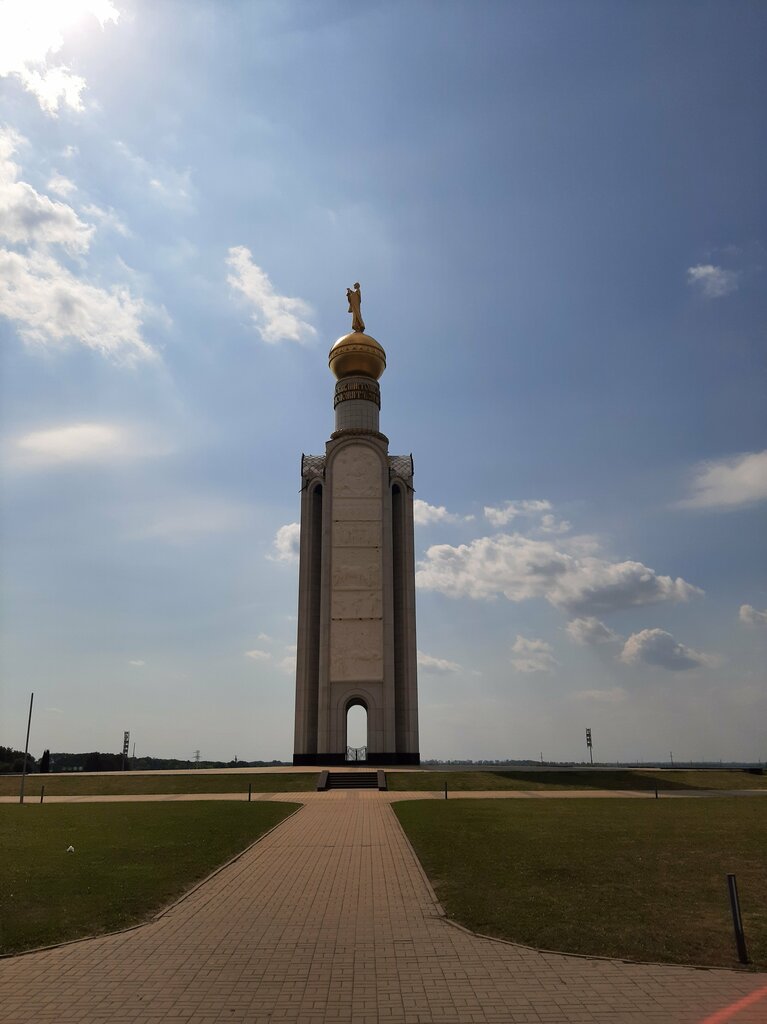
[1,793,765,1024]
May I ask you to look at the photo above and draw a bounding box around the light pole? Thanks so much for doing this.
[19,692,34,805]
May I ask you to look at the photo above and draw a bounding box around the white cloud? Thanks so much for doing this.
[511,635,558,674]
[417,650,461,673]
[278,654,297,674]
[484,498,569,534]
[0,130,154,362]
[0,0,119,114]
[80,202,130,237]
[0,248,153,361]
[245,649,271,662]
[227,246,316,344]
[740,604,767,627]
[128,659,145,667]
[416,532,701,616]
[540,513,571,534]
[413,499,472,526]
[484,500,551,527]
[687,264,738,298]
[11,422,170,466]
[257,632,272,642]
[46,171,76,197]
[114,141,195,212]
[620,629,711,671]
[572,687,627,703]
[0,132,93,251]
[269,522,300,563]
[414,500,453,525]
[677,450,767,510]
[566,617,621,646]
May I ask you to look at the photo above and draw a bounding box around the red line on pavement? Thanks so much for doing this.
[698,984,767,1024]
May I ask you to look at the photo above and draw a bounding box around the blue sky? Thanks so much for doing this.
[1,0,765,763]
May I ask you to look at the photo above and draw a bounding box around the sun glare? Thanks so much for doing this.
[0,0,119,67]
[0,0,120,113]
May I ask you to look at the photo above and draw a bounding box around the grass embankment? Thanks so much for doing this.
[0,772,317,797]
[394,798,767,969]
[2,769,764,799]
[0,801,299,955]
[387,768,767,791]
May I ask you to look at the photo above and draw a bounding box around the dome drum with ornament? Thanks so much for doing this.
[292,284,420,766]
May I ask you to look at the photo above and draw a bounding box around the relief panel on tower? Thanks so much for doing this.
[329,619,384,682]
[332,447,382,498]
[331,548,382,592]
[332,520,381,548]
[331,590,383,620]
[333,498,381,522]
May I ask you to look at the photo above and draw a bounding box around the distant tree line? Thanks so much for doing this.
[0,746,36,774]
[0,747,289,773]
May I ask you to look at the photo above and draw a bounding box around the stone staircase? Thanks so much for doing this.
[318,770,386,791]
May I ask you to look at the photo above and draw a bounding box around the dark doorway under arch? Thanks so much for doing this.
[346,701,367,761]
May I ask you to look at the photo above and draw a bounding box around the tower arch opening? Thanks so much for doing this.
[346,700,368,761]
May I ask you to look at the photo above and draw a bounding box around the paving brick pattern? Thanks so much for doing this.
[2,793,766,1024]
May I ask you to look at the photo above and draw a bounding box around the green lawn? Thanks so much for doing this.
[387,768,767,791]
[0,801,299,955]
[0,771,317,797]
[2,768,763,799]
[394,797,767,969]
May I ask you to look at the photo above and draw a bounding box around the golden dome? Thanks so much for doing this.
[328,331,386,380]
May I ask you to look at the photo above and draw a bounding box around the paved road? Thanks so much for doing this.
[1,793,765,1024]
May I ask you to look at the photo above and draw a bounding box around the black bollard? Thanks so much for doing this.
[727,874,749,964]
[248,783,252,803]
[444,781,448,800]
[40,785,45,804]
[655,786,658,799]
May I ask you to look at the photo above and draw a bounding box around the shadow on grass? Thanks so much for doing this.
[483,770,697,790]
[387,768,767,792]
[0,773,318,798]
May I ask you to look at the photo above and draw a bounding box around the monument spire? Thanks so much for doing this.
[327,285,387,439]
[292,285,420,766]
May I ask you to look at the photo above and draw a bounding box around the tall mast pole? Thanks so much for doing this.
[19,692,34,805]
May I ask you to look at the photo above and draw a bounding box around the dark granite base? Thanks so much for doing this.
[293,752,420,767]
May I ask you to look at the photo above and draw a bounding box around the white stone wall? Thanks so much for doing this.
[329,446,384,685]
[293,421,419,762]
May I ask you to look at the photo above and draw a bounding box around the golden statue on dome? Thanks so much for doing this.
[346,282,365,333]
[329,281,385,379]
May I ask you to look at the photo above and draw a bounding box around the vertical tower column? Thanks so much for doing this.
[292,292,419,766]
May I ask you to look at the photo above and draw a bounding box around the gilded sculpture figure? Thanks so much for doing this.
[346,282,365,333]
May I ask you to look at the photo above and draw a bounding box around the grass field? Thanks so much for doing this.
[2,768,764,798]
[0,772,317,797]
[0,801,299,955]
[387,768,767,792]
[394,797,767,969]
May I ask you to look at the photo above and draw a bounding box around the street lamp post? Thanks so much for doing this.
[19,692,34,805]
